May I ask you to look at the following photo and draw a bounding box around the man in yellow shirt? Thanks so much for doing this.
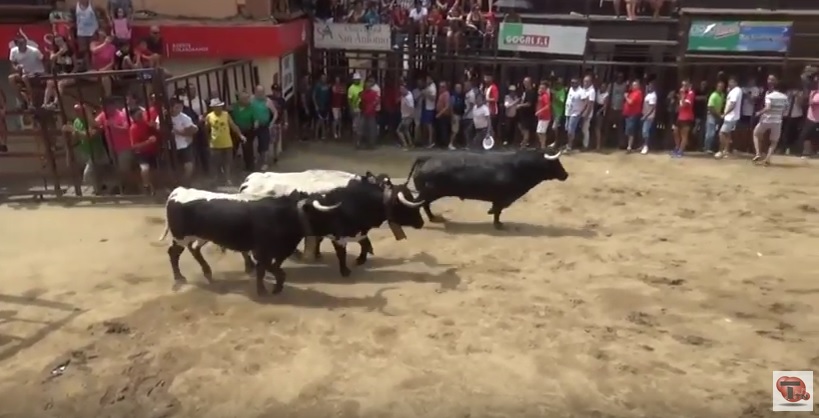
[347,73,364,141]
[205,98,245,186]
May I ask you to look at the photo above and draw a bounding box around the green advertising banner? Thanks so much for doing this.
[687,21,793,53]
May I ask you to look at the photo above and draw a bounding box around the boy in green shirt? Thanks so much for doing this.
[347,73,364,138]
[230,91,258,171]
[550,78,567,139]
[704,81,726,153]
[63,104,107,194]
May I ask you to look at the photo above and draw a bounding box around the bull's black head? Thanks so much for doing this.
[382,183,425,229]
[363,171,393,188]
[531,150,568,182]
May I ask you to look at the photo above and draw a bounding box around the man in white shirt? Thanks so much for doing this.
[409,1,428,25]
[472,94,491,150]
[741,78,761,125]
[640,81,658,154]
[563,78,584,151]
[421,75,437,147]
[717,76,743,159]
[161,98,198,184]
[8,36,45,107]
[462,80,477,146]
[397,84,415,149]
[579,75,596,150]
[753,75,789,165]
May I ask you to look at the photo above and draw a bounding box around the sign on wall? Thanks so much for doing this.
[313,23,392,51]
[497,23,588,56]
[687,21,792,53]
[280,53,295,101]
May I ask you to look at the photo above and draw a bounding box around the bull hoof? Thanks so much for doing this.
[355,256,367,266]
[340,267,352,277]
[272,284,284,294]
[493,222,505,230]
[203,270,214,283]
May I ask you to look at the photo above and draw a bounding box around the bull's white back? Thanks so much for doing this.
[239,170,360,197]
[168,187,263,204]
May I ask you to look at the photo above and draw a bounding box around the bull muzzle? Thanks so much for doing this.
[544,150,563,160]
[396,191,424,208]
[311,199,341,212]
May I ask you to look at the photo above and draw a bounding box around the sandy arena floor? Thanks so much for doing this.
[0,145,818,418]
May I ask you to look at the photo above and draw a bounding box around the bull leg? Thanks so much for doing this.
[269,257,287,294]
[167,243,187,285]
[489,202,507,229]
[356,237,374,265]
[187,243,214,283]
[253,253,273,296]
[242,252,256,274]
[330,240,352,277]
[423,201,446,223]
[313,237,323,260]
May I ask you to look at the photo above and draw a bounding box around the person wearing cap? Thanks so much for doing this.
[161,97,197,185]
[63,104,106,194]
[348,73,364,140]
[205,98,245,185]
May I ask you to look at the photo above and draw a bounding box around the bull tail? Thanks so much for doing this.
[404,156,430,187]
[155,194,173,243]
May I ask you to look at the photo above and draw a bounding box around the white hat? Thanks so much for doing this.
[482,134,495,150]
[352,73,362,80]
[209,98,224,107]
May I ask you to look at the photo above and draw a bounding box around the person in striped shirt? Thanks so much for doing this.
[752,75,789,166]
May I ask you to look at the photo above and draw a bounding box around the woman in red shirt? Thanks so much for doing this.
[331,76,345,140]
[535,81,552,149]
[673,80,695,157]
[623,80,644,153]
[129,107,159,194]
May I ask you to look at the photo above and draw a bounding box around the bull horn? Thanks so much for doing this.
[544,151,562,160]
[311,199,341,212]
[396,191,424,208]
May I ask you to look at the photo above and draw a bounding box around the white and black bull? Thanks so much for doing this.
[156,187,341,295]
[238,169,424,267]
[405,149,568,229]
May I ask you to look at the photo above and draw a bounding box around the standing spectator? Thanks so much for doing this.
[517,77,537,148]
[535,81,551,149]
[50,0,73,44]
[623,80,644,153]
[435,81,452,148]
[741,77,761,131]
[359,78,380,149]
[549,77,566,146]
[253,85,276,171]
[128,107,158,195]
[502,85,520,145]
[421,75,437,147]
[96,99,132,187]
[111,7,132,45]
[90,30,116,97]
[231,91,259,171]
[412,78,424,143]
[348,73,364,141]
[800,77,819,158]
[593,81,609,150]
[397,84,415,149]
[703,81,725,154]
[409,0,428,33]
[269,86,287,164]
[64,104,106,194]
[163,98,197,185]
[330,76,346,139]
[641,81,657,154]
[74,0,100,58]
[579,76,596,150]
[693,80,709,146]
[753,75,788,165]
[391,3,410,49]
[717,77,742,159]
[462,79,477,145]
[178,86,207,173]
[449,83,465,149]
[610,73,627,144]
[8,35,45,108]
[42,34,74,109]
[672,80,695,157]
[484,74,500,138]
[107,0,132,27]
[205,98,245,186]
[299,75,314,140]
[564,78,583,152]
[472,94,491,150]
[782,86,804,155]
[313,74,331,140]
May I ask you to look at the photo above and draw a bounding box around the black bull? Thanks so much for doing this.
[405,150,568,229]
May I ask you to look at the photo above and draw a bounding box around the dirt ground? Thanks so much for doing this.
[1,145,818,418]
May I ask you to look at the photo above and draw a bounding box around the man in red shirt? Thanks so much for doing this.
[623,80,644,153]
[484,74,499,138]
[673,80,695,157]
[535,81,552,149]
[359,78,380,149]
[129,107,159,194]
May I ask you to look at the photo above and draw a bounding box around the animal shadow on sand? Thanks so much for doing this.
[440,220,598,238]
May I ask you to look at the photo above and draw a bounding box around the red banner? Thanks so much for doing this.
[0,19,308,59]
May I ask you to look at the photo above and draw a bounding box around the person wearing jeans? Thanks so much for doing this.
[230,92,259,171]
[563,78,583,151]
[359,78,380,148]
[579,75,596,149]
[640,81,657,154]
[703,81,725,153]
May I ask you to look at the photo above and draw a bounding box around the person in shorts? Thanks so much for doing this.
[717,77,743,159]
[671,80,695,157]
[623,80,644,153]
[164,98,197,185]
[535,81,551,149]
[752,75,788,165]
[129,107,159,194]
